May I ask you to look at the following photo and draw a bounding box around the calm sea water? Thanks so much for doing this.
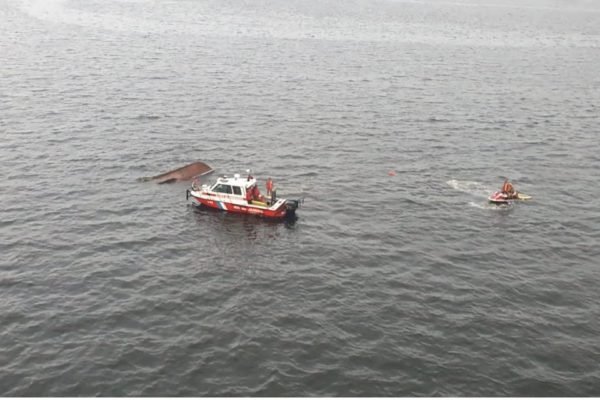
[1,0,600,396]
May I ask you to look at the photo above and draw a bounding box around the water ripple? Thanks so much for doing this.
[2,0,600,396]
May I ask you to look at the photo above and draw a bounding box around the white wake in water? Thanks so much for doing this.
[446,179,495,198]
[447,179,507,209]
[19,0,168,34]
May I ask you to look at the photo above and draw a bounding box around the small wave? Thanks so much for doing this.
[276,187,310,198]
[135,114,161,121]
[295,172,318,178]
[468,201,510,210]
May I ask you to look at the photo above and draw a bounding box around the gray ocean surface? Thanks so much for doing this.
[1,0,600,396]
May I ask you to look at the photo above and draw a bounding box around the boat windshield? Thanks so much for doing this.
[212,184,232,194]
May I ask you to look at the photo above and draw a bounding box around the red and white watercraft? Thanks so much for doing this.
[488,191,532,204]
[186,173,301,219]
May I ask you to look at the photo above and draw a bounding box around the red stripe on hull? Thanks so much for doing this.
[191,195,288,219]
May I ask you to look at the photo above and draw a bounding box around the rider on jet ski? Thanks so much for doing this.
[502,179,518,199]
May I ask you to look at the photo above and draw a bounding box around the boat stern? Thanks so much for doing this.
[284,198,303,216]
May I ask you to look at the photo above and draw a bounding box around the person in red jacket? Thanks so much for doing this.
[266,177,274,196]
[255,185,265,202]
[502,179,517,199]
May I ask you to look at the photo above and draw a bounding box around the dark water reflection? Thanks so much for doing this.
[1,0,600,396]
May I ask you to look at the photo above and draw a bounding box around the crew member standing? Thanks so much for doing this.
[266,177,274,196]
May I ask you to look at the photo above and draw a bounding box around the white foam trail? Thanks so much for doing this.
[18,0,600,48]
[449,180,513,210]
[19,0,168,34]
[446,179,495,198]
[20,0,67,21]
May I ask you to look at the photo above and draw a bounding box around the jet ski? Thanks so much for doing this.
[488,191,532,204]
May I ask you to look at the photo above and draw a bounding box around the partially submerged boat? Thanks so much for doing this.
[139,161,213,184]
[186,173,301,219]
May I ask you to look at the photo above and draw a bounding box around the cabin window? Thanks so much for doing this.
[213,184,232,194]
[232,186,242,195]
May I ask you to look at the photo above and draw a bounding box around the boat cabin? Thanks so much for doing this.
[187,172,298,218]
[204,173,271,205]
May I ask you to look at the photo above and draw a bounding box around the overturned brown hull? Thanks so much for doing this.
[139,161,213,184]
